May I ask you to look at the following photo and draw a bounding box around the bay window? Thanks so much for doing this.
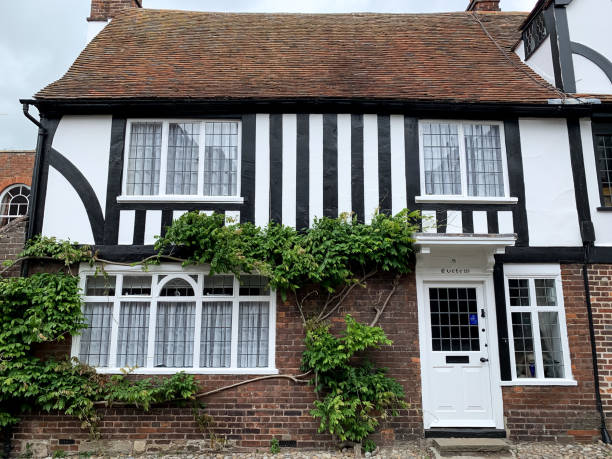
[73,269,276,374]
[121,120,241,201]
[504,264,574,384]
[418,121,512,201]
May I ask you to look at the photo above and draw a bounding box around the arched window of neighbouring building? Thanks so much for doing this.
[0,184,30,227]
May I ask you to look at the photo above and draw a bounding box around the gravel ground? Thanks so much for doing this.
[130,440,612,458]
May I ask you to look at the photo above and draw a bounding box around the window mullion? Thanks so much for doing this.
[198,122,205,196]
[231,277,239,369]
[108,275,123,368]
[193,275,203,369]
[147,275,158,368]
[159,122,169,196]
[530,278,545,378]
[458,122,468,197]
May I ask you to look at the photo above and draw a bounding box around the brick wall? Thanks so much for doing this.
[501,264,600,442]
[588,264,612,429]
[0,151,35,195]
[11,272,422,456]
[0,216,27,277]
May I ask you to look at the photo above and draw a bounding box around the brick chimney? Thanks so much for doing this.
[466,0,501,11]
[88,0,142,22]
[87,0,142,42]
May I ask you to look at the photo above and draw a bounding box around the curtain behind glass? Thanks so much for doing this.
[79,302,112,367]
[238,301,269,368]
[155,302,195,368]
[166,123,199,195]
[464,124,504,197]
[126,123,162,195]
[203,122,239,196]
[422,123,461,195]
[200,302,232,368]
[117,301,150,367]
[538,311,564,378]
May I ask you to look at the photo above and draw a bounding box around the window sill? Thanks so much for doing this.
[93,367,279,375]
[415,196,518,205]
[117,195,244,204]
[597,207,612,212]
[499,378,577,386]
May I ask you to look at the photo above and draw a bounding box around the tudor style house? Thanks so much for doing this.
[13,0,612,453]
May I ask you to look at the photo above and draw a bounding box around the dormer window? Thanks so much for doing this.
[120,119,241,202]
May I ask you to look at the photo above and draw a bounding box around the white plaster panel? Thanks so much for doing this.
[519,118,582,246]
[225,210,240,225]
[52,115,112,216]
[573,54,612,95]
[144,210,162,245]
[473,211,488,234]
[337,114,352,217]
[309,114,324,226]
[498,211,514,234]
[517,37,556,85]
[422,210,436,234]
[282,114,297,228]
[42,167,94,244]
[118,210,135,245]
[567,0,612,73]
[580,118,612,246]
[363,114,379,224]
[446,210,462,233]
[390,115,407,215]
[255,114,270,228]
[173,210,187,220]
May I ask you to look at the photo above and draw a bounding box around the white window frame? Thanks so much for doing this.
[501,263,575,386]
[415,120,516,204]
[71,264,277,375]
[0,183,31,225]
[118,119,244,204]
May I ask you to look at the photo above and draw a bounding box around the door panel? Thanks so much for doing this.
[425,285,495,427]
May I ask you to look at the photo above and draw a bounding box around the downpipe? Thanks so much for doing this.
[582,243,612,444]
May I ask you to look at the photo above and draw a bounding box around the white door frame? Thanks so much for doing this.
[416,269,504,430]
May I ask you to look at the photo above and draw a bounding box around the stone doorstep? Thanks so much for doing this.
[430,438,512,457]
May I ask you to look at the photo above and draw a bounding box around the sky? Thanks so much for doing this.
[0,0,537,151]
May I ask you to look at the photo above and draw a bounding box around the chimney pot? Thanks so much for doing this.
[88,0,142,22]
[466,0,501,11]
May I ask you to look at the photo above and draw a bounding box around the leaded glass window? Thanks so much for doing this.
[596,134,612,207]
[420,121,507,198]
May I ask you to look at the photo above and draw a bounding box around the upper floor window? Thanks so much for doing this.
[123,120,241,199]
[0,184,30,227]
[74,270,275,374]
[419,121,510,200]
[595,134,612,207]
[504,264,573,384]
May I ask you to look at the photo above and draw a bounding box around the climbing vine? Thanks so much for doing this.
[0,210,421,449]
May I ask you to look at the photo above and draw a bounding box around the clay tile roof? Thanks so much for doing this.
[35,9,563,104]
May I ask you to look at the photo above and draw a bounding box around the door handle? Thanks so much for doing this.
[480,357,489,363]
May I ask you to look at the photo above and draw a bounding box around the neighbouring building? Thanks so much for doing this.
[10,0,612,455]
[0,150,35,276]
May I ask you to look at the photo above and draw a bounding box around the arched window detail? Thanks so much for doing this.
[0,184,30,227]
[159,277,195,297]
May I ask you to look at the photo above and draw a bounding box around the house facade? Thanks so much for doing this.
[10,0,612,454]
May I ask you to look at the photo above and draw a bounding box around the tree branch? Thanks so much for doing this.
[318,269,377,322]
[369,274,401,327]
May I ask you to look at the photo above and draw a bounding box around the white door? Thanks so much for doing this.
[423,283,495,428]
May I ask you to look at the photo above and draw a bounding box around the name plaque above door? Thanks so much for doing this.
[440,268,471,274]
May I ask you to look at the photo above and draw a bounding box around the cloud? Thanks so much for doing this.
[0,0,536,149]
